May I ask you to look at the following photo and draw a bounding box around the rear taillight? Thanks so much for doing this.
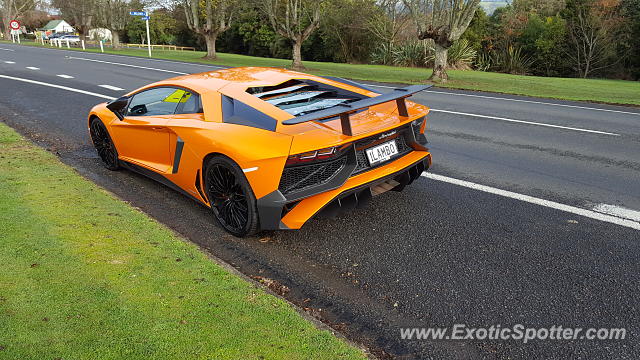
[286,145,345,166]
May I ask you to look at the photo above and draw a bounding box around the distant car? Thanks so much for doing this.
[46,32,68,40]
[87,67,432,236]
[58,35,80,43]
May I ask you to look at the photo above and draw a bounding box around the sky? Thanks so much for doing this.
[480,0,511,14]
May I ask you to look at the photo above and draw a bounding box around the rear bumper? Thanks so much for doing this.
[257,151,431,230]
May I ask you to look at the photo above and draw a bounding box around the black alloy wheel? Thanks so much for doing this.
[90,118,120,170]
[205,156,259,237]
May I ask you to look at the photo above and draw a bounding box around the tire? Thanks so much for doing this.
[204,156,259,237]
[89,117,120,171]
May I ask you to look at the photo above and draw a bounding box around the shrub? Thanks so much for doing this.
[475,52,492,71]
[391,41,429,67]
[370,43,394,65]
[492,45,534,74]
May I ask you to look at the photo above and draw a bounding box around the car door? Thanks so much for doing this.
[109,87,183,172]
[166,89,205,175]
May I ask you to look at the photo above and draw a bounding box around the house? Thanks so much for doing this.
[39,20,74,35]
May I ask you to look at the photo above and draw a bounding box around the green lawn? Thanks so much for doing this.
[0,121,365,360]
[6,40,639,106]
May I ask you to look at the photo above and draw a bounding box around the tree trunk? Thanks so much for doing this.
[429,43,449,82]
[203,33,218,60]
[292,40,304,70]
[3,15,12,40]
[112,31,121,49]
[78,25,89,44]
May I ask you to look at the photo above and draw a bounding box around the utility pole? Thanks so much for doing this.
[143,16,151,57]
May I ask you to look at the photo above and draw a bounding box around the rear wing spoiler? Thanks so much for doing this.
[281,84,432,136]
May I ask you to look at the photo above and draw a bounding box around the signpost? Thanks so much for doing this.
[129,11,151,57]
[9,20,20,44]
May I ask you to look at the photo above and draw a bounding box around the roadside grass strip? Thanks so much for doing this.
[0,122,365,360]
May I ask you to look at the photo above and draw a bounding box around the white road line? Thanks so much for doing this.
[99,84,125,91]
[429,109,620,136]
[26,66,40,70]
[0,74,115,100]
[365,83,640,116]
[592,204,640,223]
[424,173,640,231]
[68,56,189,75]
[425,89,640,116]
[57,74,74,79]
[4,61,15,64]
[0,48,15,51]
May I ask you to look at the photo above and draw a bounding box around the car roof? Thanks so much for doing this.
[141,67,361,95]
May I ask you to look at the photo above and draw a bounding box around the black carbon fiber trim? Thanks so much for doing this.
[172,137,184,174]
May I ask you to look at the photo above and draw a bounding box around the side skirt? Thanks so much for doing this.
[119,160,209,208]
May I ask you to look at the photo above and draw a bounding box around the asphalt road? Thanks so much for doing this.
[1,43,640,359]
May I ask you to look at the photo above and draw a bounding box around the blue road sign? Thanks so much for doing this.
[141,16,150,20]
[129,11,147,16]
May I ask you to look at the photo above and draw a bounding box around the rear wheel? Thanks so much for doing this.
[89,117,120,170]
[204,156,259,237]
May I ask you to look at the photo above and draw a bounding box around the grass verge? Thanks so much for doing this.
[0,121,365,360]
[5,40,640,106]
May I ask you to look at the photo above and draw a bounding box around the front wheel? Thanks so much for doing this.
[89,117,120,170]
[204,156,259,237]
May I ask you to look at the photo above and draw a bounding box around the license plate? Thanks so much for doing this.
[366,140,398,165]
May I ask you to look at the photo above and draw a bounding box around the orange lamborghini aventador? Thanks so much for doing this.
[88,67,432,236]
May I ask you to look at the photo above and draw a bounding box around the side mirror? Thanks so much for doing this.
[106,96,129,120]
[129,104,148,116]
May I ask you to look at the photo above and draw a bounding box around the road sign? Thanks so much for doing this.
[9,20,20,30]
[129,10,151,56]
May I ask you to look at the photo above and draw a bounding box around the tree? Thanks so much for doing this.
[150,8,178,44]
[512,0,565,16]
[403,0,481,82]
[1,0,37,40]
[620,0,640,79]
[261,0,324,69]
[460,6,489,51]
[183,0,237,59]
[19,9,49,31]
[232,4,284,58]
[519,13,567,76]
[96,0,140,48]
[367,1,409,51]
[52,0,97,42]
[321,0,379,63]
[563,0,625,78]
[168,3,201,49]
[126,16,146,44]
